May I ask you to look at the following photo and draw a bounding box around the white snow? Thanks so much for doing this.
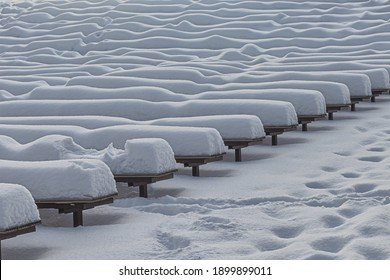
[0,183,40,231]
[0,0,390,261]
[0,135,177,175]
[0,158,117,201]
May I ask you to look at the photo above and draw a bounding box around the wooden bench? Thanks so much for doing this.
[298,114,327,131]
[35,194,117,227]
[224,138,265,162]
[175,154,225,176]
[0,221,41,259]
[264,125,298,146]
[114,170,176,198]
[371,88,390,102]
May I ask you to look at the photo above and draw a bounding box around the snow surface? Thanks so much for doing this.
[0,135,177,175]
[0,158,117,201]
[0,183,40,231]
[1,0,390,260]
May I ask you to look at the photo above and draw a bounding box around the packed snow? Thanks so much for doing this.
[0,0,390,260]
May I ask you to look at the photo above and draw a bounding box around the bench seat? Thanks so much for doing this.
[114,170,176,198]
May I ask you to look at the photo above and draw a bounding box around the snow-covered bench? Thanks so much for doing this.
[0,135,177,198]
[0,99,298,145]
[252,65,389,91]
[0,115,265,162]
[0,124,226,176]
[13,85,325,131]
[0,184,41,258]
[0,159,118,227]
[67,72,368,111]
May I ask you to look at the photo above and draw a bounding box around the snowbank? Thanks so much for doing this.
[0,135,177,175]
[0,159,117,201]
[0,124,226,157]
[0,183,40,231]
[0,99,298,127]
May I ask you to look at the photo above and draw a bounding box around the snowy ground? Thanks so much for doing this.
[1,0,390,260]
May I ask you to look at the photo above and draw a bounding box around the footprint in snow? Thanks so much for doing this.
[254,239,288,252]
[321,215,346,228]
[271,225,304,239]
[367,146,386,152]
[305,181,332,189]
[156,232,191,251]
[341,172,361,178]
[321,166,338,172]
[358,156,385,163]
[358,246,389,260]
[310,236,350,253]
[353,183,377,193]
[337,208,362,218]
[354,126,369,133]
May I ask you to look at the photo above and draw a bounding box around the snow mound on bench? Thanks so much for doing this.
[0,99,298,127]
[0,124,226,157]
[0,184,40,231]
[15,85,325,116]
[0,135,177,175]
[0,159,118,201]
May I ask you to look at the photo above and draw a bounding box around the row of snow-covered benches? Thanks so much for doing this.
[1,0,390,258]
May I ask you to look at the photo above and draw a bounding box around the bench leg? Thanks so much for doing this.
[302,123,308,132]
[192,166,200,177]
[272,135,278,146]
[371,96,376,102]
[328,112,334,120]
[139,184,148,198]
[235,148,242,162]
[73,210,83,227]
[351,103,356,111]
